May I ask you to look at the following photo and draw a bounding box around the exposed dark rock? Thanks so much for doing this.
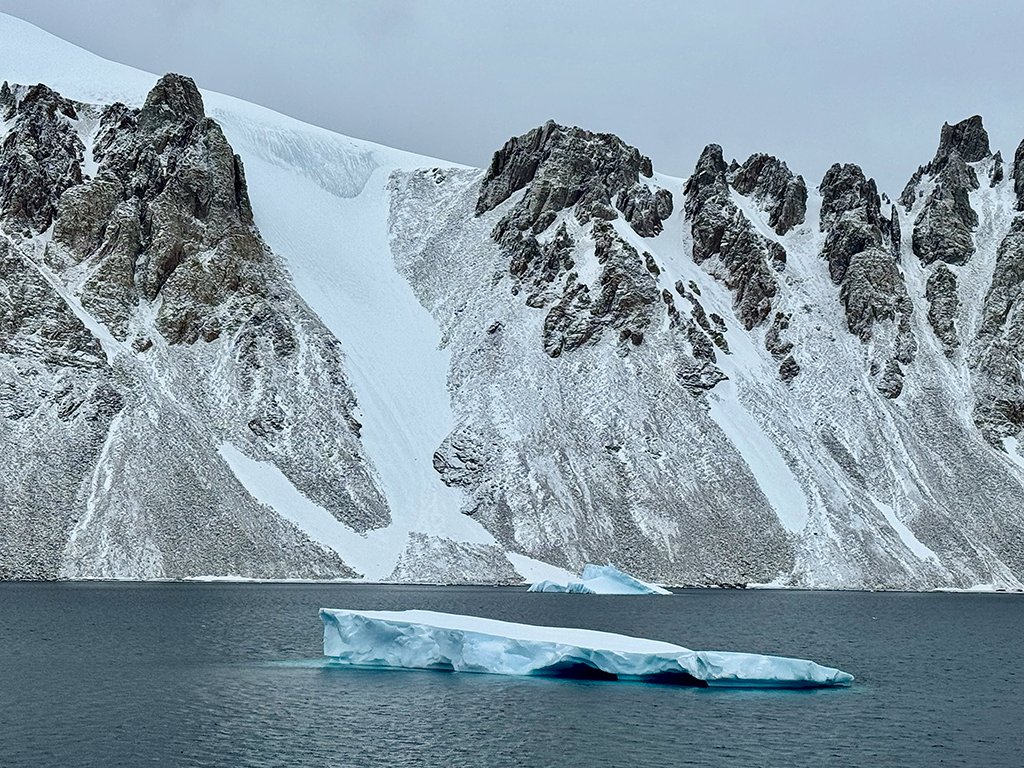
[778,355,801,383]
[765,312,794,359]
[899,117,989,270]
[684,144,778,329]
[818,162,913,377]
[478,123,668,357]
[877,359,905,399]
[1014,139,1024,211]
[616,183,674,237]
[675,280,729,354]
[972,217,1024,442]
[0,80,12,115]
[934,115,991,166]
[766,240,787,271]
[537,222,659,359]
[819,163,884,284]
[0,84,84,233]
[991,151,1004,186]
[0,239,107,369]
[925,265,960,354]
[477,121,665,238]
[506,222,574,307]
[590,221,660,343]
[911,153,979,266]
[678,360,728,393]
[840,247,911,341]
[890,204,902,257]
[729,153,807,235]
[23,73,266,346]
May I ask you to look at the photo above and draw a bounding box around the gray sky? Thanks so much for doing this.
[1,0,1022,196]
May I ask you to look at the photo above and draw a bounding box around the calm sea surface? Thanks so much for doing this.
[1,583,1021,767]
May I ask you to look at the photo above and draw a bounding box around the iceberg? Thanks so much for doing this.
[319,609,854,688]
[527,563,671,594]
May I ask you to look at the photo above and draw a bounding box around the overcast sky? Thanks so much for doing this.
[1,0,1022,195]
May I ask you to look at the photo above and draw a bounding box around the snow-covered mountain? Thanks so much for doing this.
[1,14,1022,589]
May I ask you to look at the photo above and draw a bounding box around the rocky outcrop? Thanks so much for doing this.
[684,144,778,329]
[477,123,669,358]
[840,247,910,341]
[925,265,960,354]
[819,165,909,337]
[0,84,84,234]
[818,163,913,396]
[902,116,989,267]
[819,163,887,284]
[910,154,979,266]
[541,221,659,357]
[1014,138,1024,210]
[729,153,807,235]
[477,120,669,237]
[972,217,1024,443]
[934,115,991,165]
[0,75,392,578]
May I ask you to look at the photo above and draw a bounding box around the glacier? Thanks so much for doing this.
[528,564,671,594]
[319,609,853,688]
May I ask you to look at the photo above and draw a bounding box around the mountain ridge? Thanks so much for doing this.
[2,13,1023,590]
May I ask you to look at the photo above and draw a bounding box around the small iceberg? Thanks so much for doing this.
[528,563,671,594]
[319,609,853,688]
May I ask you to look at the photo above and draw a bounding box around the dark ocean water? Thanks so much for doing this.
[0,583,1021,767]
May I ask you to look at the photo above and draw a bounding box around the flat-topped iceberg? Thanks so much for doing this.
[528,563,671,594]
[319,609,853,688]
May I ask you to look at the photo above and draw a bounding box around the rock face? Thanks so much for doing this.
[728,153,807,235]
[476,122,674,358]
[1014,139,1024,210]
[683,144,780,330]
[0,76,389,578]
[972,218,1024,443]
[902,116,989,269]
[926,265,960,354]
[389,110,1024,591]
[818,163,913,396]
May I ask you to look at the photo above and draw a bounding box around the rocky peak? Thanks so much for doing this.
[684,143,779,332]
[684,144,728,208]
[728,153,807,235]
[0,83,84,233]
[478,121,670,238]
[7,75,262,345]
[479,123,674,359]
[933,115,990,167]
[818,163,885,284]
[1014,138,1024,210]
[819,163,883,232]
[0,80,14,116]
[141,73,205,127]
[817,163,912,391]
[900,115,990,210]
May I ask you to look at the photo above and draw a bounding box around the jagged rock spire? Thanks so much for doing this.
[933,115,991,166]
[1014,138,1024,210]
[141,72,205,124]
[729,153,807,235]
